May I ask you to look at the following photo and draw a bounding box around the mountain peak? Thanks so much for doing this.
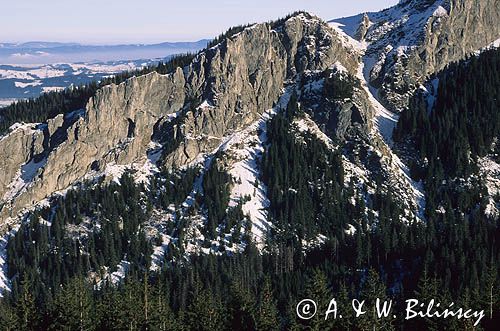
[0,9,364,222]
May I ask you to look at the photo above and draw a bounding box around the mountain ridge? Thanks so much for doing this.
[0,2,498,313]
[0,12,367,224]
[1,0,498,251]
[331,0,500,111]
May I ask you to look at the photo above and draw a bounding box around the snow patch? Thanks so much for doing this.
[198,100,215,110]
[146,210,176,271]
[3,157,47,202]
[475,38,500,55]
[95,260,131,289]
[301,233,327,250]
[360,54,399,146]
[42,86,64,93]
[419,77,439,111]
[109,260,130,284]
[328,22,366,52]
[433,6,448,17]
[479,156,500,217]
[225,111,273,248]
[102,163,128,184]
[333,61,348,73]
[345,224,357,236]
[490,38,500,49]
[0,224,21,296]
[134,142,162,184]
[14,80,42,88]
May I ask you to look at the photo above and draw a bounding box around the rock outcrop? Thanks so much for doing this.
[1,1,498,224]
[164,14,363,167]
[381,0,500,111]
[335,0,500,111]
[355,14,371,41]
[1,70,187,221]
[0,13,364,222]
[0,124,44,199]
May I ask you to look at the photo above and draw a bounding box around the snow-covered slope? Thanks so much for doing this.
[328,8,427,222]
[330,0,500,112]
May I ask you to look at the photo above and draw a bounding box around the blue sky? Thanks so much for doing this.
[1,1,398,44]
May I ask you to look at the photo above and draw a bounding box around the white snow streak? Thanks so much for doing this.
[331,17,426,220]
[225,112,273,248]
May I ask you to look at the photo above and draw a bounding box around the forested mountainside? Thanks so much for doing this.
[0,1,499,330]
[395,49,500,177]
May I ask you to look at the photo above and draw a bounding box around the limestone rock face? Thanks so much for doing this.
[355,14,371,41]
[0,13,363,221]
[164,13,362,167]
[47,114,65,137]
[297,68,374,140]
[0,70,186,220]
[0,125,44,199]
[419,0,499,72]
[367,0,500,111]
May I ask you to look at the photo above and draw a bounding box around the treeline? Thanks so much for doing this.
[206,25,254,49]
[0,53,195,135]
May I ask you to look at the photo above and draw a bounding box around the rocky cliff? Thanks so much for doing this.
[0,13,365,223]
[0,2,499,299]
[333,0,500,111]
[165,15,365,167]
[1,1,498,230]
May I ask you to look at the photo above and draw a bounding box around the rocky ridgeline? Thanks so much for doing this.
[357,0,500,111]
[164,14,366,167]
[0,13,362,222]
[0,0,498,226]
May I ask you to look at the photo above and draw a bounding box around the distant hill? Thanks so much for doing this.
[0,40,208,64]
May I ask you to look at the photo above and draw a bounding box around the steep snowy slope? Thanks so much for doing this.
[331,0,500,112]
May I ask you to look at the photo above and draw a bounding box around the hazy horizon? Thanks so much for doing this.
[0,40,210,47]
[1,1,398,44]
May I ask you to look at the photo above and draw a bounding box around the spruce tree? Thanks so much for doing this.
[255,278,279,331]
